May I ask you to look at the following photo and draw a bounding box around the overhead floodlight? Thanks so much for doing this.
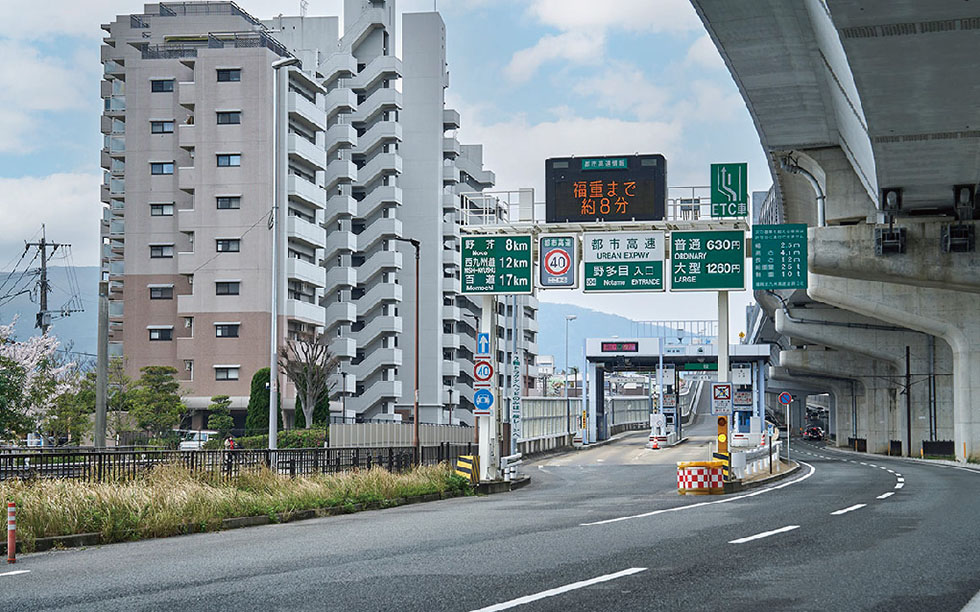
[953,184,977,221]
[881,187,903,213]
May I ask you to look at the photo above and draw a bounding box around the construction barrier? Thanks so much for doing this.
[454,455,479,484]
[676,460,725,495]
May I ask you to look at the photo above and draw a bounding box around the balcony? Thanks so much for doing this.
[324,159,357,192]
[350,89,401,126]
[442,305,460,321]
[358,121,401,156]
[103,60,124,77]
[178,82,195,108]
[355,217,401,251]
[340,7,387,52]
[178,166,196,192]
[442,165,459,185]
[525,317,538,332]
[348,56,401,92]
[352,315,402,348]
[287,91,325,131]
[442,249,461,269]
[326,123,357,154]
[354,152,401,189]
[442,333,461,350]
[288,133,326,171]
[178,123,195,149]
[287,257,326,288]
[324,88,357,116]
[287,174,326,209]
[325,301,356,324]
[361,380,402,405]
[324,230,356,258]
[325,266,357,289]
[457,154,495,186]
[324,193,356,226]
[442,192,457,211]
[357,283,402,317]
[443,109,460,131]
[287,215,325,249]
[356,249,402,284]
[320,53,357,86]
[357,185,402,219]
[443,360,461,378]
[442,218,461,241]
[442,136,460,158]
[285,298,323,326]
[352,348,403,382]
[330,337,357,359]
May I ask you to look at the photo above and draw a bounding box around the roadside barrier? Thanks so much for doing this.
[676,461,725,495]
[732,442,782,479]
[501,453,522,482]
[454,455,478,483]
[7,502,15,563]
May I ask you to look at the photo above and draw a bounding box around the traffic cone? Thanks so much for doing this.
[650,436,659,450]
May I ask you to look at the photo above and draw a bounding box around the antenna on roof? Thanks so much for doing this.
[300,0,308,17]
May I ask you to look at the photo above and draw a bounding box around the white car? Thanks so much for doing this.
[177,430,219,450]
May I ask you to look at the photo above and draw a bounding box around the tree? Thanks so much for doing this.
[41,384,93,444]
[279,334,335,429]
[245,368,281,436]
[207,395,234,439]
[130,366,185,441]
[294,394,330,429]
[0,356,30,439]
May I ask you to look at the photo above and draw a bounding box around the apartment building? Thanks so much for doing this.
[100,0,535,427]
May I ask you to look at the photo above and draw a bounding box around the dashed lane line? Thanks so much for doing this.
[468,567,648,612]
[831,503,867,516]
[877,492,895,499]
[0,570,30,577]
[895,482,905,489]
[729,525,800,544]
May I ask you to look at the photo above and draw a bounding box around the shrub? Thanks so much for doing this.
[245,368,281,436]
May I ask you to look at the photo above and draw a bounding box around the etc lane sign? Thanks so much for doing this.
[710,162,748,218]
[583,231,665,292]
[462,235,533,295]
[670,230,746,291]
[539,235,577,289]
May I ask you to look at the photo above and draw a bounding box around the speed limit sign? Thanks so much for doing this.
[538,235,577,289]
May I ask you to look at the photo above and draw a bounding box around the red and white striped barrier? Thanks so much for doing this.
[7,502,15,563]
[676,461,725,495]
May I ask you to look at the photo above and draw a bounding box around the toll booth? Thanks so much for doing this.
[584,338,769,443]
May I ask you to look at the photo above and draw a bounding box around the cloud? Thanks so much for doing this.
[504,30,606,83]
[0,173,103,269]
[685,34,726,71]
[571,63,669,120]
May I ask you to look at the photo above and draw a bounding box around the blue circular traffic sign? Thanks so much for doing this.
[778,392,793,405]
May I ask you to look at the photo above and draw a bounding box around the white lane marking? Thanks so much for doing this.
[895,482,904,489]
[860,462,868,466]
[895,473,902,478]
[877,492,895,499]
[468,567,647,612]
[729,525,800,544]
[869,464,878,468]
[581,461,816,526]
[831,503,867,516]
[887,470,895,474]
[897,477,904,482]
[0,570,30,577]
[962,583,980,612]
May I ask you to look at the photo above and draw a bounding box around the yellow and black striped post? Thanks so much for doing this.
[715,416,731,481]
[455,455,479,483]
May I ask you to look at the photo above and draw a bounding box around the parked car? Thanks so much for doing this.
[177,430,219,450]
[803,426,824,441]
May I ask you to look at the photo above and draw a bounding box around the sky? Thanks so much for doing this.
[0,0,770,338]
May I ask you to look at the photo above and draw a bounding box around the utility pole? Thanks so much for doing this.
[25,225,71,335]
[94,281,109,449]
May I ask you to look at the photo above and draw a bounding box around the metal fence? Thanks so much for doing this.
[0,443,475,484]
[329,423,473,447]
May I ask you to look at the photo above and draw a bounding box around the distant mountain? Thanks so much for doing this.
[0,266,99,358]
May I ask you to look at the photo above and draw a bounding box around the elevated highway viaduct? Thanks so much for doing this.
[692,0,980,460]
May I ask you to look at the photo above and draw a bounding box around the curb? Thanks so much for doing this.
[476,475,531,495]
[1,487,474,557]
[723,460,801,493]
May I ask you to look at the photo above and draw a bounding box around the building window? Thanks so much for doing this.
[151,79,174,92]
[216,154,241,167]
[215,367,240,380]
[149,244,174,258]
[150,162,174,175]
[216,196,241,209]
[215,281,240,295]
[149,286,174,300]
[150,203,174,216]
[148,327,173,341]
[215,323,240,338]
[216,69,241,82]
[150,121,174,134]
[216,239,240,252]
[216,111,241,124]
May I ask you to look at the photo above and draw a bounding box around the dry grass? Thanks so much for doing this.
[1,463,469,551]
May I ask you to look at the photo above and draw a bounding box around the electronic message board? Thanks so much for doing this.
[545,154,667,223]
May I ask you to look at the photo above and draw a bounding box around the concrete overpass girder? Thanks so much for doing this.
[768,365,855,444]
[809,273,979,460]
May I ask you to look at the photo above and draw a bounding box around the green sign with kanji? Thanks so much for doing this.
[710,163,748,217]
[670,230,745,291]
[583,231,665,292]
[684,362,719,371]
[752,224,807,290]
[461,235,532,294]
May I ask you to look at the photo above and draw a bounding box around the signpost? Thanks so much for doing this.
[752,224,807,290]
[462,236,533,294]
[711,382,733,415]
[670,230,746,291]
[583,231,665,292]
[473,389,494,415]
[545,154,667,223]
[539,235,577,289]
[710,163,748,218]
[778,391,793,405]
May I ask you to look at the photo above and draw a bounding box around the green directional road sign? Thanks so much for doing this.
[462,235,533,294]
[670,230,746,291]
[583,231,665,292]
[710,163,748,218]
[752,224,807,290]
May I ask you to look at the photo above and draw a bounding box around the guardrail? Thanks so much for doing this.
[731,441,782,479]
[0,444,475,483]
[329,423,472,447]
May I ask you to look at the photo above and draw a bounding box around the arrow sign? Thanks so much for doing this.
[477,332,490,356]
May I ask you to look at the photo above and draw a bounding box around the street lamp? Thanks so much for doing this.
[268,56,301,454]
[394,237,421,463]
[565,314,576,438]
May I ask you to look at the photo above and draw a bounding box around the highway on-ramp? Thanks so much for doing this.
[2,432,979,611]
